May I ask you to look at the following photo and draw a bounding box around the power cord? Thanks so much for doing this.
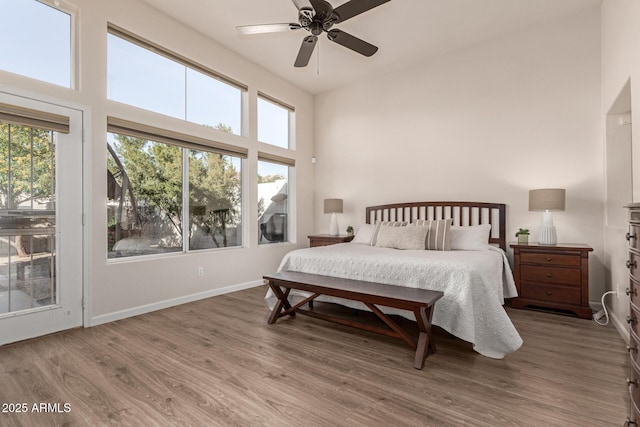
[593,290,617,326]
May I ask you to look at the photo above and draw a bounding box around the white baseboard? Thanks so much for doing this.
[88,279,264,327]
[610,312,630,345]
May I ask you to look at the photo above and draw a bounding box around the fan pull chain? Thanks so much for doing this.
[316,41,320,76]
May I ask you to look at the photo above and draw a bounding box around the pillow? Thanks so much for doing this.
[412,219,453,251]
[371,221,408,246]
[375,224,428,250]
[450,224,492,250]
[351,221,408,246]
[351,223,376,245]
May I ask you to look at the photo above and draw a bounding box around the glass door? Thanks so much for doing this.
[0,93,83,344]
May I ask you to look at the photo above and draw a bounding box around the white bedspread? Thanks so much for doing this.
[265,243,523,359]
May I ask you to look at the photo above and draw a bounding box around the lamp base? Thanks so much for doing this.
[538,225,557,245]
[329,212,339,236]
[538,211,557,245]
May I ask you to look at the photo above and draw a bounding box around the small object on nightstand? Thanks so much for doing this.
[308,234,354,248]
[510,242,593,318]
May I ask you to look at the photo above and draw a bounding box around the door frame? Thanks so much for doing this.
[0,84,92,340]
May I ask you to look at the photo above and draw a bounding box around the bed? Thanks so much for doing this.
[265,201,523,359]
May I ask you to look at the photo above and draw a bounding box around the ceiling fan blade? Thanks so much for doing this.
[333,0,391,23]
[294,35,318,67]
[309,0,334,18]
[236,23,301,35]
[291,0,313,11]
[327,29,378,57]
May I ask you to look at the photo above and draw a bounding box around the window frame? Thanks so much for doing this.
[257,92,295,150]
[0,0,78,89]
[107,23,247,136]
[106,118,246,261]
[257,153,295,246]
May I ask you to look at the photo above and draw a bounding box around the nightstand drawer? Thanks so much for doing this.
[311,240,336,247]
[519,252,581,267]
[520,283,581,305]
[520,265,581,286]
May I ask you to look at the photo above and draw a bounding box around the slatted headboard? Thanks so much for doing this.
[365,201,507,250]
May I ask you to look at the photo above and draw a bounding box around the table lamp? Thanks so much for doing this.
[529,188,565,245]
[324,198,343,236]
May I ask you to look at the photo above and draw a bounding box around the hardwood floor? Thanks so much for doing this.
[0,285,629,426]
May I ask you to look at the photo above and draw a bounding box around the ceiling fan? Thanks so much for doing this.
[236,0,391,67]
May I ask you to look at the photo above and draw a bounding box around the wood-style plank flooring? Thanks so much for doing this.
[0,285,629,426]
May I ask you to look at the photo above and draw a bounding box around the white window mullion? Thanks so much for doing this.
[182,147,189,254]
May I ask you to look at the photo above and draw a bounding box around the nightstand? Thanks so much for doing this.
[510,243,593,318]
[308,234,354,247]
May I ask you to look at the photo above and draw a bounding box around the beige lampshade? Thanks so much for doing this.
[324,198,343,214]
[529,188,566,212]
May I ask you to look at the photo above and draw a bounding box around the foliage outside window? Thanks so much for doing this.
[0,1,71,88]
[1,122,56,312]
[258,160,289,245]
[188,149,242,250]
[258,96,291,149]
[107,132,242,259]
[107,31,243,135]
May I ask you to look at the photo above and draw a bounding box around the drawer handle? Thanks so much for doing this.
[627,418,638,426]
[628,260,638,269]
[627,345,638,353]
[546,257,552,262]
[546,273,552,278]
[627,288,638,297]
[628,232,637,242]
[546,291,552,296]
[628,377,637,386]
[627,315,636,324]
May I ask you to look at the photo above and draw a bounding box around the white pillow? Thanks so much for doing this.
[375,224,428,250]
[351,221,408,246]
[351,223,376,245]
[450,224,492,250]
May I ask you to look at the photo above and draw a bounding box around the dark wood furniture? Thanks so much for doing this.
[264,271,443,369]
[625,204,640,426]
[365,201,506,250]
[510,243,593,318]
[308,234,354,247]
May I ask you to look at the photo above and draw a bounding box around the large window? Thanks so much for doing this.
[107,119,245,259]
[258,94,293,149]
[258,154,294,245]
[0,0,71,88]
[107,25,244,135]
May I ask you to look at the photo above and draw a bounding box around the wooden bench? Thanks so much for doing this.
[264,271,444,369]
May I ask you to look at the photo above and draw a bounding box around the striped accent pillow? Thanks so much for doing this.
[371,221,408,246]
[412,219,453,251]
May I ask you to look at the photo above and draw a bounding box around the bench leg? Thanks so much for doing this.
[268,284,294,324]
[413,305,436,370]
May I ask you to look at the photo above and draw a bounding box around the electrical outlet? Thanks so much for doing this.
[197,266,204,278]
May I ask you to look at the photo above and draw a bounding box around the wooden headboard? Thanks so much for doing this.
[365,201,507,250]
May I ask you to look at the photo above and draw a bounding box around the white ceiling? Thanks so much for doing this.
[139,0,602,94]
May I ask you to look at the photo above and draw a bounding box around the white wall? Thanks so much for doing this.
[0,0,314,324]
[601,0,640,340]
[314,8,604,301]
